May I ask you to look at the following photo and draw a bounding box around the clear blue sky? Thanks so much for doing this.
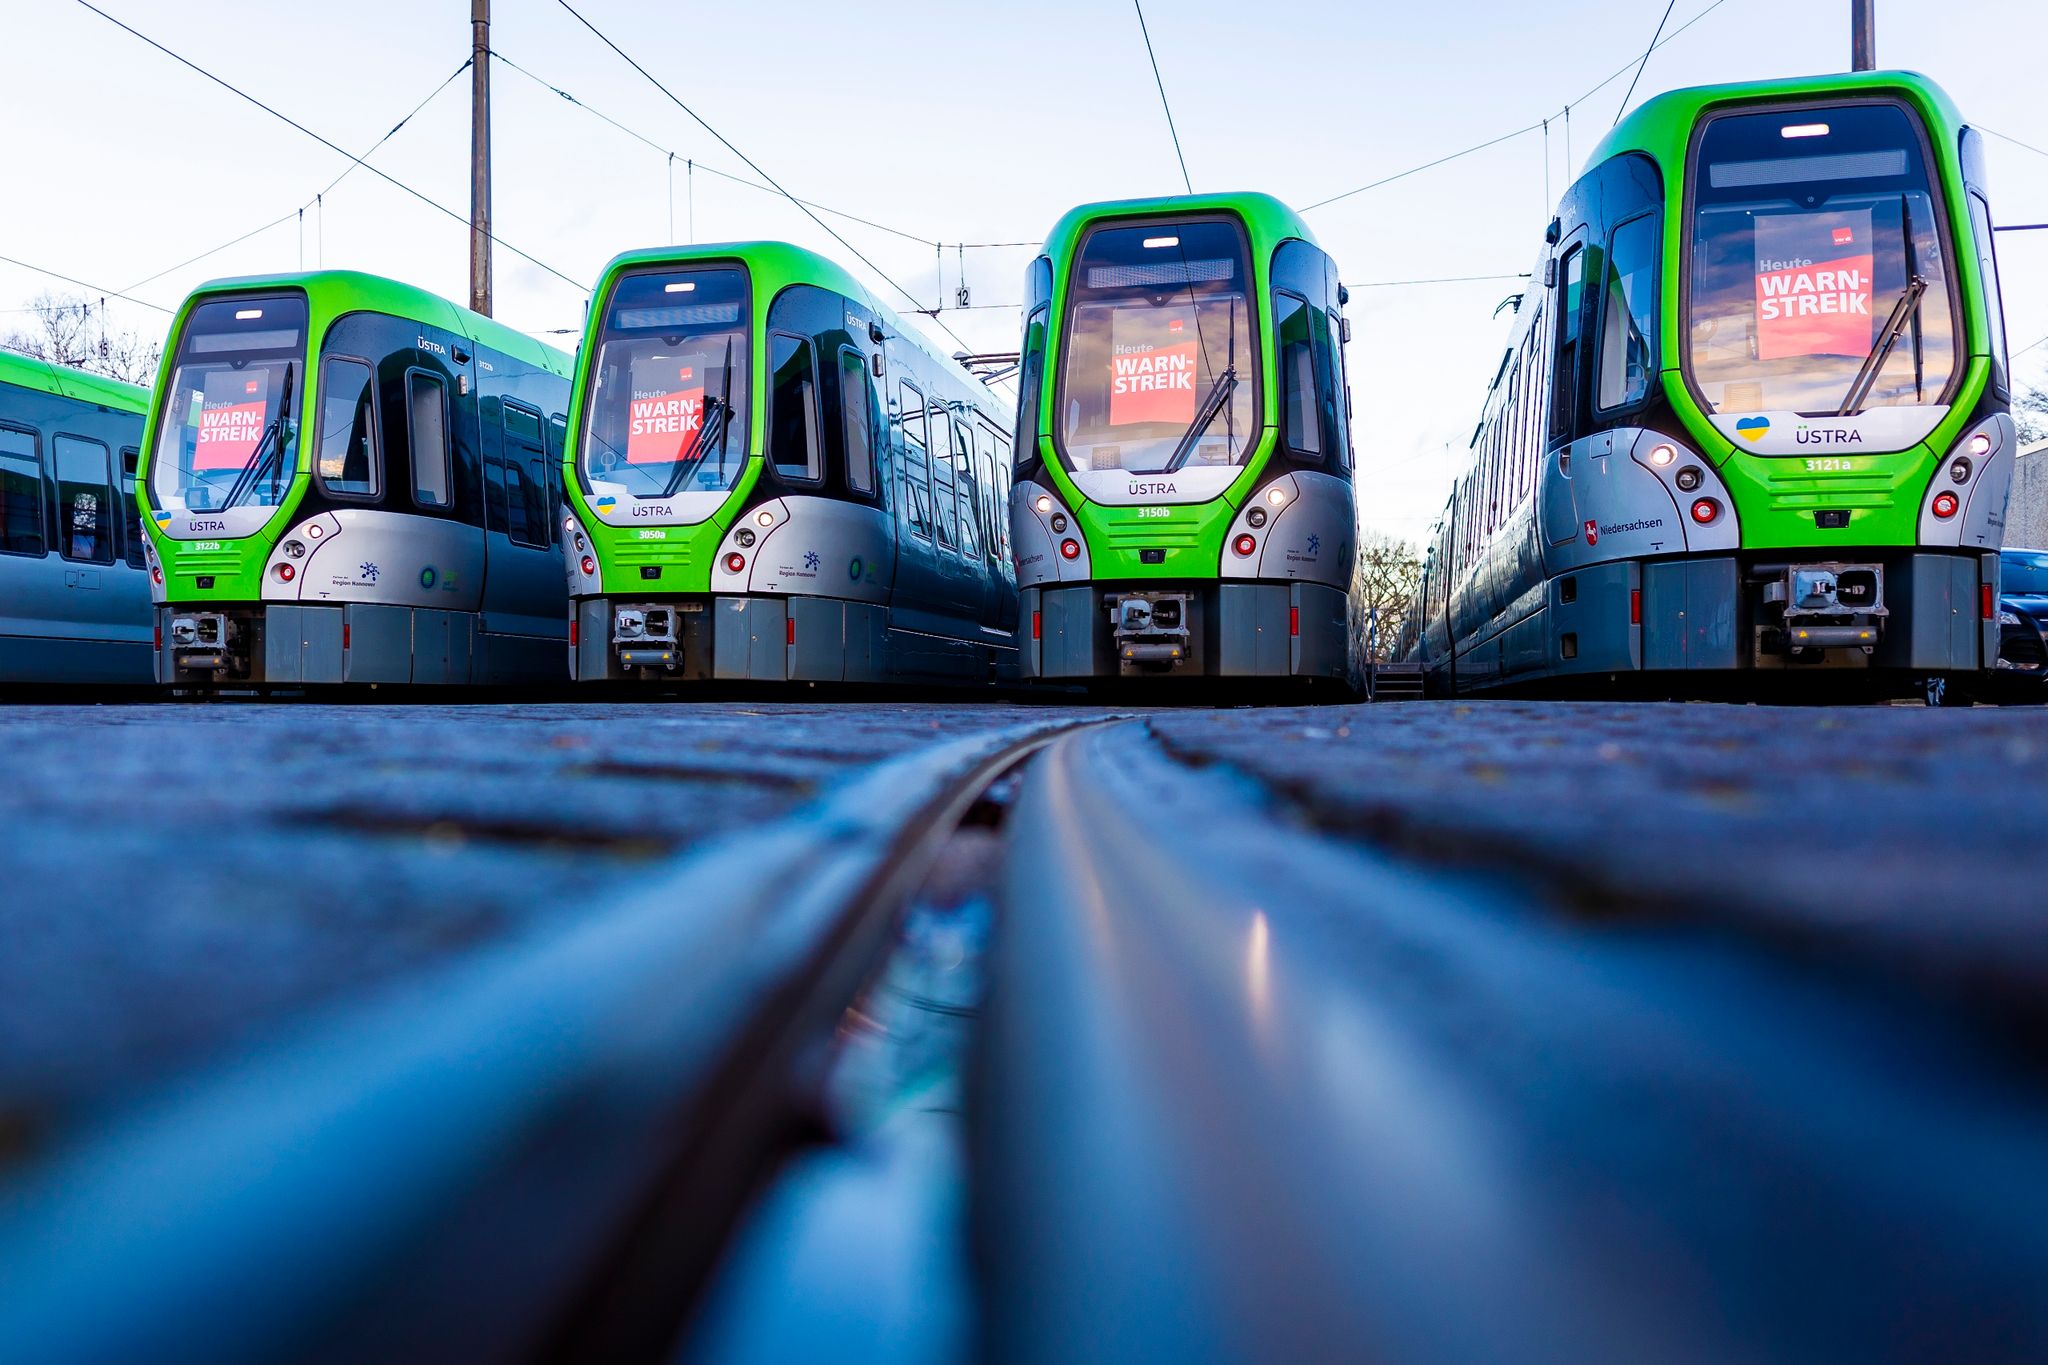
[6,0,2044,542]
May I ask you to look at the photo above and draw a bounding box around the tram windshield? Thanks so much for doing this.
[582,267,750,500]
[1056,220,1257,474]
[1688,102,1956,417]
[149,294,307,513]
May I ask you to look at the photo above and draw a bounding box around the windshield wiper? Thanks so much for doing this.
[661,338,734,498]
[1900,195,1925,402]
[1162,366,1238,474]
[220,362,296,512]
[1836,275,1926,417]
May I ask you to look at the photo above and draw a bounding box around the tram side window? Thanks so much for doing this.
[316,357,381,499]
[1277,292,1319,459]
[1014,305,1048,473]
[0,425,45,557]
[993,434,1012,556]
[768,334,822,484]
[898,384,931,540]
[930,406,959,551]
[498,400,552,548]
[407,369,452,508]
[120,447,144,568]
[1318,304,1350,472]
[1596,216,1659,413]
[1551,246,1585,441]
[839,347,875,494]
[54,435,114,565]
[952,418,980,559]
[1966,191,2010,390]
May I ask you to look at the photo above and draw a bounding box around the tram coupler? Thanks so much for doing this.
[166,611,248,678]
[609,599,708,677]
[1109,592,1192,673]
[1756,562,1887,659]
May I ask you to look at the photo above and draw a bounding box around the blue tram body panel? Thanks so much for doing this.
[0,355,152,685]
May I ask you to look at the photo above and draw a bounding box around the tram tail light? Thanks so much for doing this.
[1690,498,1720,525]
[725,552,747,573]
[1059,538,1081,561]
[1630,588,1641,625]
[1984,584,1996,620]
[786,617,796,646]
[343,624,351,650]
[1289,605,1299,637]
[580,555,597,576]
[1232,534,1257,557]
[1032,609,1042,640]
[1932,491,1959,520]
[569,620,579,647]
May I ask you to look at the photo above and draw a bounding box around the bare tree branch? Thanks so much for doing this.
[1,291,162,387]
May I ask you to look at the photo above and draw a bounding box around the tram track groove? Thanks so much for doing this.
[0,715,1099,1365]
[977,721,2048,1364]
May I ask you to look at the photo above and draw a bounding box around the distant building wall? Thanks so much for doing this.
[2010,440,2048,550]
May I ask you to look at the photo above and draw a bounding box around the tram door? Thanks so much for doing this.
[479,395,564,643]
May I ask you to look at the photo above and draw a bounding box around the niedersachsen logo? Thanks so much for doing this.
[1597,517,1665,537]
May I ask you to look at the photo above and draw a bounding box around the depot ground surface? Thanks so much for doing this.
[7,695,2039,1152]
[4,695,2047,1360]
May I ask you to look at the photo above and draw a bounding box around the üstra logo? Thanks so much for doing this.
[1735,416,1771,443]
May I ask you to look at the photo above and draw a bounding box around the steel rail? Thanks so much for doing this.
[0,719,1083,1365]
[977,722,2048,1364]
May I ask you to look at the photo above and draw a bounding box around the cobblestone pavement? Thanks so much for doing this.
[0,700,1066,1157]
[1150,701,2048,1027]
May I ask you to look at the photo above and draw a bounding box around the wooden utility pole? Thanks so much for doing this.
[469,0,493,316]
[1851,0,1876,71]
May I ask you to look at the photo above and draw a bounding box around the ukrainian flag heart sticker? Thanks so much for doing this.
[1735,416,1771,442]
[152,510,173,526]
[594,495,617,512]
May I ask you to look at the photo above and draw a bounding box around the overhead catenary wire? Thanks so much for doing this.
[1304,0,1736,213]
[552,0,973,351]
[1612,1,1680,128]
[0,253,175,314]
[492,49,940,249]
[1133,0,1194,195]
[73,1,583,293]
[121,58,474,296]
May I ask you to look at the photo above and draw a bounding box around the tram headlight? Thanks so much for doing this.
[1246,506,1268,528]
[1266,487,1287,507]
[1675,466,1703,492]
[305,523,324,540]
[1968,433,1993,457]
[1649,444,1676,466]
[1950,457,1973,484]
[755,509,774,527]
[1034,494,1053,515]
[736,527,756,548]
[574,532,588,552]
[1050,513,1067,533]
[282,539,306,559]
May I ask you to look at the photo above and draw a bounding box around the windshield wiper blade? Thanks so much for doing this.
[1162,366,1237,474]
[1836,276,1926,417]
[220,361,296,513]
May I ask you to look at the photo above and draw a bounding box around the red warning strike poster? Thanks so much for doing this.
[1108,307,1199,426]
[626,355,706,464]
[193,371,269,470]
[1753,210,1876,360]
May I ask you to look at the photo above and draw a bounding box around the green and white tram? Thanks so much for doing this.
[562,242,1018,685]
[1010,191,1361,685]
[1408,71,2013,697]
[139,271,573,689]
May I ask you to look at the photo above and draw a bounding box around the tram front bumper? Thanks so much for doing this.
[1024,582,1351,680]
